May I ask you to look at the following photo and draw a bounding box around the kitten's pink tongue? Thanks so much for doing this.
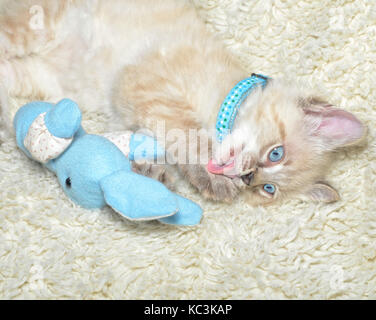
[207,158,235,175]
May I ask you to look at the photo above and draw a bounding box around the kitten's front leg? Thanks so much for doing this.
[179,164,240,203]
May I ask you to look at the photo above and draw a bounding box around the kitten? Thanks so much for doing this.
[0,0,366,205]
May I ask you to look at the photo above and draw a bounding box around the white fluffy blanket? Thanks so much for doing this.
[0,0,375,299]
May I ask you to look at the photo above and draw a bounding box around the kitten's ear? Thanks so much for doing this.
[305,182,340,203]
[303,99,366,150]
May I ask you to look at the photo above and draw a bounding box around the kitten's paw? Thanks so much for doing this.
[203,174,240,203]
[181,165,239,203]
[131,161,176,190]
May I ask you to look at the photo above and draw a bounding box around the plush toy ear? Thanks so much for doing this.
[305,182,340,203]
[100,170,178,221]
[303,101,366,150]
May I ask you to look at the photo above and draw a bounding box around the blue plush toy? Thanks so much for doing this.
[13,98,202,226]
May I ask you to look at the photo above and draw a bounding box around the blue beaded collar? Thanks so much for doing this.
[215,73,269,142]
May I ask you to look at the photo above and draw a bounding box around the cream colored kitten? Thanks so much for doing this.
[0,0,366,205]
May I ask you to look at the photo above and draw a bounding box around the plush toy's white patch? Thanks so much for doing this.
[23,113,73,164]
[101,131,133,158]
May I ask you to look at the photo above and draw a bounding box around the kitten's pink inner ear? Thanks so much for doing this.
[312,108,364,147]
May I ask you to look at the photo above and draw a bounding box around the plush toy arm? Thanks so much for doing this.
[101,132,165,162]
[129,133,165,162]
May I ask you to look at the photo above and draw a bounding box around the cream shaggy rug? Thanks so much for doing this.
[0,0,375,299]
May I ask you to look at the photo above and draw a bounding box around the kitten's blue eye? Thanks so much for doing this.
[269,146,284,162]
[263,184,276,194]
